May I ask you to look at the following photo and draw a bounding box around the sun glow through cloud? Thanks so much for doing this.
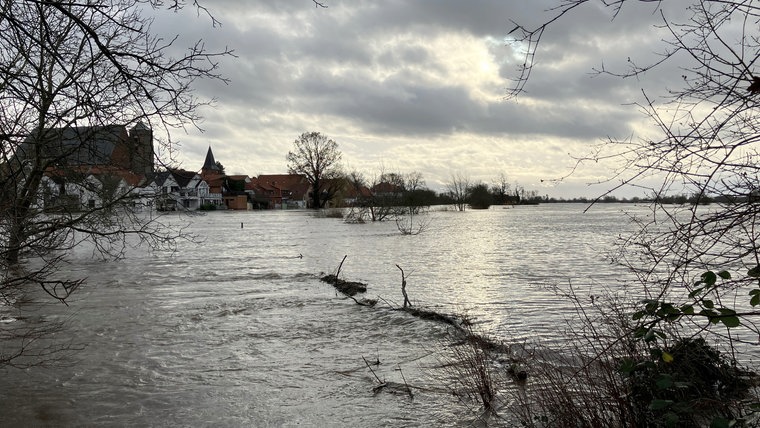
[156,1,676,198]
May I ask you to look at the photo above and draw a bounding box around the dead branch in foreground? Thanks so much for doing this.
[320,255,375,306]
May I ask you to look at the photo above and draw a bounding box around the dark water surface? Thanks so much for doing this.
[0,204,647,426]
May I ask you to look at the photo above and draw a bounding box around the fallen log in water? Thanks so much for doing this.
[400,306,463,330]
[321,256,376,306]
[321,256,525,411]
[320,273,367,296]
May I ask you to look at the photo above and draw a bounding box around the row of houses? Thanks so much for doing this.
[150,146,314,211]
[24,123,321,212]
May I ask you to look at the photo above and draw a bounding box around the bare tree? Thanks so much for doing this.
[395,171,431,235]
[491,173,511,205]
[286,131,343,209]
[345,168,401,222]
[515,0,760,341]
[511,1,760,424]
[0,1,230,367]
[446,172,471,211]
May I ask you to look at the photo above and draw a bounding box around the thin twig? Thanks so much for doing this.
[398,364,414,399]
[363,355,386,393]
[334,254,348,280]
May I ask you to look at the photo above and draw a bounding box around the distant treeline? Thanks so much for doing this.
[343,170,755,209]
[536,194,752,205]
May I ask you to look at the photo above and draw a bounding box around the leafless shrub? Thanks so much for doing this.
[447,328,499,411]
[510,282,759,427]
[395,208,431,235]
[506,2,760,425]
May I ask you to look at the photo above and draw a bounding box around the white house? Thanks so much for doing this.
[38,168,148,212]
[147,169,217,211]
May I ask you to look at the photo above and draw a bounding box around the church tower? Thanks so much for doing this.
[202,146,220,174]
[200,145,225,197]
[129,122,154,174]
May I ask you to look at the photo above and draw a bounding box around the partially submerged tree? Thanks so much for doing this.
[490,173,512,205]
[286,131,343,209]
[467,183,492,210]
[0,1,230,367]
[345,169,404,222]
[395,171,432,235]
[345,167,434,231]
[446,173,471,211]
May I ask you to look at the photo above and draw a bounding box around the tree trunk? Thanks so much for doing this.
[311,178,321,209]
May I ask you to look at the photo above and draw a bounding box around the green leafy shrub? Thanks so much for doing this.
[621,338,753,427]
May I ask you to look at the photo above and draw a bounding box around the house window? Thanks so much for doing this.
[88,199,95,208]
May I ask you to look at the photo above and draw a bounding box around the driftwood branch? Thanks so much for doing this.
[335,254,347,277]
[396,264,411,308]
[363,355,386,393]
[321,256,375,306]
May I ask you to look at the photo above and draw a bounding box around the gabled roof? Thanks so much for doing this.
[254,174,310,199]
[345,184,373,199]
[87,166,144,187]
[256,174,307,186]
[167,168,199,187]
[150,171,174,187]
[131,121,150,131]
[44,165,146,187]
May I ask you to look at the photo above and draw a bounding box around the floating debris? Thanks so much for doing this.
[320,274,367,296]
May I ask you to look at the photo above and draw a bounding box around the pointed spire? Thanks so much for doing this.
[202,146,219,171]
[131,121,150,131]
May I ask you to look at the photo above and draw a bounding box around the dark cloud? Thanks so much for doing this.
[153,0,682,197]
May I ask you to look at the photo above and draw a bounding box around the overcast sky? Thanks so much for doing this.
[155,1,685,198]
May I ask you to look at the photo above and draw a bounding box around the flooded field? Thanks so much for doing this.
[0,204,647,426]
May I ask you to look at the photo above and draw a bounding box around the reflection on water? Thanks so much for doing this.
[0,204,647,426]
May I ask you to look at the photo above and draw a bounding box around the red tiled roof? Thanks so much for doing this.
[254,174,310,199]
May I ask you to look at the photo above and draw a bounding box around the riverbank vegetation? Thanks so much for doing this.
[505,1,760,426]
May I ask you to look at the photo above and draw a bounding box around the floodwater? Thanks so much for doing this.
[0,203,648,426]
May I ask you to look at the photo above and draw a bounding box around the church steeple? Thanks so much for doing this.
[202,146,219,172]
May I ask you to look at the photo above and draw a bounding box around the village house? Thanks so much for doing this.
[30,123,155,211]
[342,182,373,207]
[32,132,347,212]
[200,146,250,210]
[147,168,218,211]
[225,174,254,210]
[250,174,311,209]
